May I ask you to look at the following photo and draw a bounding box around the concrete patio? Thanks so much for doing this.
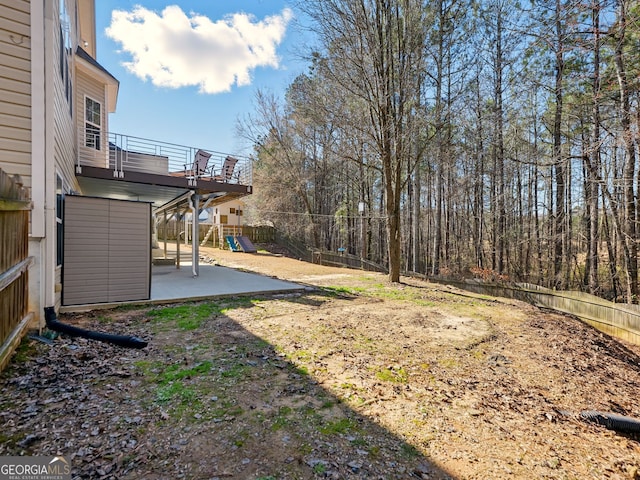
[151,261,304,302]
[60,253,305,312]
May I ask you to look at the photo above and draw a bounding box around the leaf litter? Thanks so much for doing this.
[1,246,639,479]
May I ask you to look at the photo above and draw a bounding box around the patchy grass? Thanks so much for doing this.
[271,406,293,431]
[400,443,421,459]
[149,303,221,331]
[321,286,363,297]
[220,363,250,380]
[313,462,327,474]
[156,381,197,404]
[10,338,37,364]
[5,251,637,480]
[375,366,408,383]
[158,361,213,384]
[438,358,460,369]
[320,417,357,435]
[148,298,261,332]
[324,282,443,307]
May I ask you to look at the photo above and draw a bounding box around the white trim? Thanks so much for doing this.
[55,172,68,268]
[83,94,102,151]
[44,0,57,309]
[31,0,46,237]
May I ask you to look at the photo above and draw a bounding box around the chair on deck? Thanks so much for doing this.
[170,149,212,186]
[214,156,238,182]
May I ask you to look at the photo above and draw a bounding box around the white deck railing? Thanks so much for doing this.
[77,130,252,186]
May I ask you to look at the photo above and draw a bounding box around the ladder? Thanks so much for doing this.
[200,224,216,246]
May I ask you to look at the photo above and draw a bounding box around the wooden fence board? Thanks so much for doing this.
[0,168,32,372]
[428,278,640,346]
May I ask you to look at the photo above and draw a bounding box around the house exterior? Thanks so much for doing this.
[1,0,114,321]
[0,0,251,324]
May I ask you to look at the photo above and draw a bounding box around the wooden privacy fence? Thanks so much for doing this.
[274,230,388,273]
[0,169,33,372]
[157,221,275,245]
[429,277,640,346]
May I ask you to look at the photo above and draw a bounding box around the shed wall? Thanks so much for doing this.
[63,195,150,305]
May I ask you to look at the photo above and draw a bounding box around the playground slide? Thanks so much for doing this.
[235,236,257,253]
[225,235,241,252]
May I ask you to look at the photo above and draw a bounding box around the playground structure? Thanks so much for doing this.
[226,235,258,253]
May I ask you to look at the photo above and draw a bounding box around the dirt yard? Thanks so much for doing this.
[1,244,640,479]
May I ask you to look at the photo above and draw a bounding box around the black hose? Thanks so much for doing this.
[44,307,148,349]
[580,410,640,434]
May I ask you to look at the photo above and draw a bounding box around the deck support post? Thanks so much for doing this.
[191,193,199,277]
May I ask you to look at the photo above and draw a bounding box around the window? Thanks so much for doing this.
[56,174,67,267]
[59,0,72,113]
[85,97,102,150]
[229,208,236,214]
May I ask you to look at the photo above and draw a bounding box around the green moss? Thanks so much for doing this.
[320,418,357,435]
[375,366,408,383]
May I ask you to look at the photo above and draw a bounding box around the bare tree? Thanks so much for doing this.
[301,0,427,282]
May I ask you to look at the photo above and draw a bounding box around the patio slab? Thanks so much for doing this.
[60,261,305,313]
[151,262,304,301]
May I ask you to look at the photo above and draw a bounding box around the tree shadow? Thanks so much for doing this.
[0,294,458,479]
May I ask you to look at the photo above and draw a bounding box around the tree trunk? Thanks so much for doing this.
[614,0,638,301]
[552,0,565,289]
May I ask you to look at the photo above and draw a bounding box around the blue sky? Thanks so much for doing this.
[95,1,309,156]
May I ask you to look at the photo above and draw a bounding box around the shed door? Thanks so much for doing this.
[63,196,150,305]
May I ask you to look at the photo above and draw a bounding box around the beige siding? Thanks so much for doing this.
[63,196,151,305]
[76,68,108,168]
[0,17,29,40]
[52,1,78,192]
[0,3,30,32]
[0,0,31,189]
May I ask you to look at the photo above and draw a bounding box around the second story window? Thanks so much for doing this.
[59,0,72,113]
[85,96,101,150]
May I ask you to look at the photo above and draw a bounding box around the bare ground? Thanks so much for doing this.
[1,244,640,479]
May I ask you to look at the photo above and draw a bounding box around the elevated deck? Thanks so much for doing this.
[75,132,252,208]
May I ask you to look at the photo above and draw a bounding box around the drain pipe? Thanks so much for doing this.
[190,191,199,277]
[44,307,148,349]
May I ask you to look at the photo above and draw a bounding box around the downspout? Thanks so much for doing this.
[190,191,199,276]
[44,307,147,349]
[42,1,56,317]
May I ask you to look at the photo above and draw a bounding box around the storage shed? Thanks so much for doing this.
[62,195,151,305]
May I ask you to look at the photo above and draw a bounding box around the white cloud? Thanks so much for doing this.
[105,5,293,94]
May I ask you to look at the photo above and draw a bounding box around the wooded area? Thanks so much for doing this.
[240,0,640,302]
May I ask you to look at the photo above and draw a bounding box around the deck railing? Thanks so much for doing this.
[77,130,252,186]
